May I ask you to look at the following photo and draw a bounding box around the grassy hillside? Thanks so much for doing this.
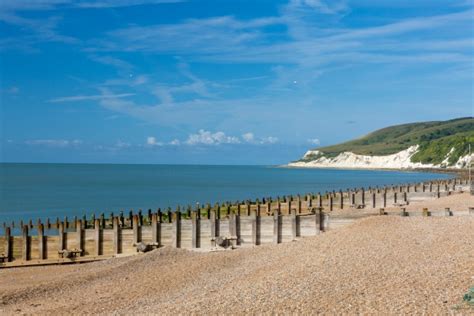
[303,117,474,167]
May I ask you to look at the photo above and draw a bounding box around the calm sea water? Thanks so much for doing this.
[0,163,451,224]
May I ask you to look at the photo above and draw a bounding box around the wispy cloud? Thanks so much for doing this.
[49,93,135,103]
[307,138,320,145]
[25,139,83,147]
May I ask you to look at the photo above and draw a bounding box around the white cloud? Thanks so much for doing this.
[25,139,82,147]
[308,138,320,145]
[260,136,279,144]
[146,136,163,146]
[169,139,180,145]
[185,130,241,145]
[242,132,255,142]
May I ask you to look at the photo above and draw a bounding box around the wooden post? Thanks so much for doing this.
[339,191,344,209]
[251,209,259,245]
[291,208,297,241]
[4,227,11,262]
[318,193,322,208]
[113,217,120,255]
[191,211,199,249]
[210,209,217,242]
[229,211,237,237]
[443,207,451,216]
[422,208,430,217]
[329,195,333,211]
[394,192,398,204]
[351,192,355,206]
[288,200,292,215]
[22,225,29,261]
[76,219,83,255]
[151,213,160,247]
[372,192,376,208]
[273,208,280,244]
[361,189,365,206]
[172,212,181,248]
[315,210,322,234]
[469,207,474,216]
[400,208,408,217]
[383,191,387,208]
[94,219,101,256]
[132,215,139,245]
[38,223,45,260]
[58,221,65,253]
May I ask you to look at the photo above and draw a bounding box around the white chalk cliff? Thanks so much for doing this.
[288,145,471,170]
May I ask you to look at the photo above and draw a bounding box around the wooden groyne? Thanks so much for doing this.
[0,178,471,268]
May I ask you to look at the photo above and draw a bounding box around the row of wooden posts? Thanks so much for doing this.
[1,178,465,232]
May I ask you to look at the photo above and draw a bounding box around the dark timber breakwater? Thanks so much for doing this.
[0,178,472,268]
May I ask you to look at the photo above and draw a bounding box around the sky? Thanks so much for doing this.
[0,0,473,165]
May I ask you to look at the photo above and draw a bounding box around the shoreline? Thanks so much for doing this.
[282,164,464,177]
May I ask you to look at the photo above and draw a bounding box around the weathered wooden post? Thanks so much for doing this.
[76,219,83,255]
[113,217,120,255]
[151,213,160,247]
[383,191,387,208]
[469,207,474,216]
[58,221,65,253]
[429,182,433,192]
[422,208,430,217]
[339,191,344,209]
[273,208,281,244]
[288,199,292,215]
[329,195,333,211]
[4,226,11,262]
[100,213,105,229]
[172,212,181,248]
[94,219,101,256]
[361,188,365,206]
[132,215,139,246]
[444,207,452,217]
[22,225,29,261]
[400,208,408,217]
[246,201,251,216]
[191,211,199,249]
[351,192,356,206]
[291,207,297,241]
[318,193,322,208]
[251,208,260,245]
[394,192,398,204]
[403,192,408,203]
[297,197,302,214]
[315,210,323,233]
[372,192,376,208]
[210,209,218,243]
[38,223,45,260]
[230,211,239,246]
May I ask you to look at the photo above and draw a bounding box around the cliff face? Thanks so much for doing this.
[289,117,474,170]
[288,145,471,169]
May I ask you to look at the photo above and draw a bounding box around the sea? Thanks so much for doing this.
[0,163,452,225]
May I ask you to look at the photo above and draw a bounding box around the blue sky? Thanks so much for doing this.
[0,0,473,164]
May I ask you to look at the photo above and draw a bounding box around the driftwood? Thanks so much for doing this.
[135,242,151,253]
[211,236,238,248]
[58,249,82,258]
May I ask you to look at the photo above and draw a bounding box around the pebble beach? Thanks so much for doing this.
[0,194,473,315]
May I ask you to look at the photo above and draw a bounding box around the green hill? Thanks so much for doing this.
[301,117,474,167]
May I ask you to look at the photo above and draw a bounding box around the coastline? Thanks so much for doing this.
[1,191,472,314]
